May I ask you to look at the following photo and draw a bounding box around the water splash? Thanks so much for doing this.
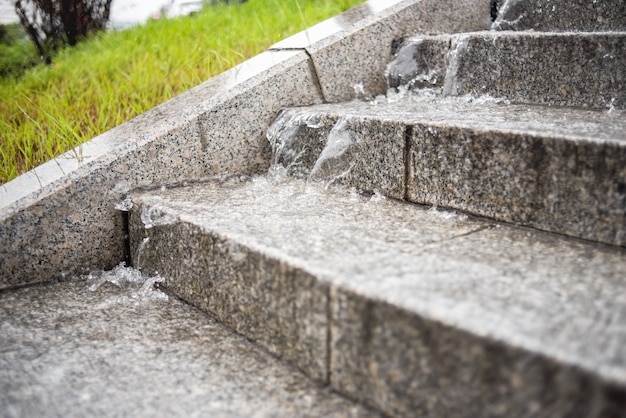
[369,190,386,203]
[307,118,362,189]
[266,111,363,190]
[267,109,324,178]
[491,0,526,30]
[134,237,150,270]
[87,263,144,291]
[607,98,622,114]
[86,263,168,306]
[353,83,373,101]
[115,196,133,212]
[429,205,468,221]
[442,35,469,97]
[140,204,176,229]
[385,38,442,91]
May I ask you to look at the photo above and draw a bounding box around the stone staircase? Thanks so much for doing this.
[125,1,626,416]
[1,0,625,416]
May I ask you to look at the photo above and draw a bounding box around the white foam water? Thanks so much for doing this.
[86,262,168,306]
[140,203,177,229]
[267,108,323,177]
[307,117,361,189]
[490,0,526,30]
[115,196,133,212]
[429,205,468,221]
[442,35,469,97]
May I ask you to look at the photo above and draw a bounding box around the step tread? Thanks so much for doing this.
[285,98,626,143]
[0,278,377,417]
[132,178,626,384]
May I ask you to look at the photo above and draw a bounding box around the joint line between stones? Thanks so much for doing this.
[301,48,327,103]
[403,124,413,201]
[122,210,132,267]
[425,225,493,248]
[325,284,332,385]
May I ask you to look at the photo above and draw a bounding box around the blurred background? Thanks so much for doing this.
[0,0,207,28]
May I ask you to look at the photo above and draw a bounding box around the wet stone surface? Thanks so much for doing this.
[0,276,377,418]
[491,0,626,32]
[129,176,626,417]
[270,97,626,246]
[452,32,626,109]
[272,0,491,102]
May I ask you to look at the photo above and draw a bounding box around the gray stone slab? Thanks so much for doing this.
[331,224,626,417]
[0,50,323,289]
[391,32,626,109]
[492,0,626,32]
[129,209,330,383]
[128,177,626,417]
[0,278,377,417]
[270,98,626,246]
[271,0,491,102]
[128,178,486,383]
[446,31,626,109]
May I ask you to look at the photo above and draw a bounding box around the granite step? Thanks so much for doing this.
[0,275,378,417]
[128,177,626,418]
[268,99,626,247]
[490,0,626,32]
[387,31,625,109]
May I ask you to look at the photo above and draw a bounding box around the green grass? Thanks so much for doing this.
[0,0,363,184]
[0,23,40,79]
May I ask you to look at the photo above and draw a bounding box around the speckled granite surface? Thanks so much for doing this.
[128,178,626,417]
[388,32,626,109]
[331,225,626,417]
[450,32,626,109]
[0,50,323,289]
[271,0,491,102]
[269,98,626,246]
[128,178,486,382]
[492,0,626,32]
[0,278,378,417]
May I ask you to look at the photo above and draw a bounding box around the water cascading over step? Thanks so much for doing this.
[127,58,626,416]
[3,0,626,416]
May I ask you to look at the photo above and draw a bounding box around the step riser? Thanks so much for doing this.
[333,289,626,418]
[452,33,626,109]
[272,107,626,246]
[408,124,626,247]
[128,210,330,382]
[389,33,626,109]
[269,111,405,199]
[492,0,626,32]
